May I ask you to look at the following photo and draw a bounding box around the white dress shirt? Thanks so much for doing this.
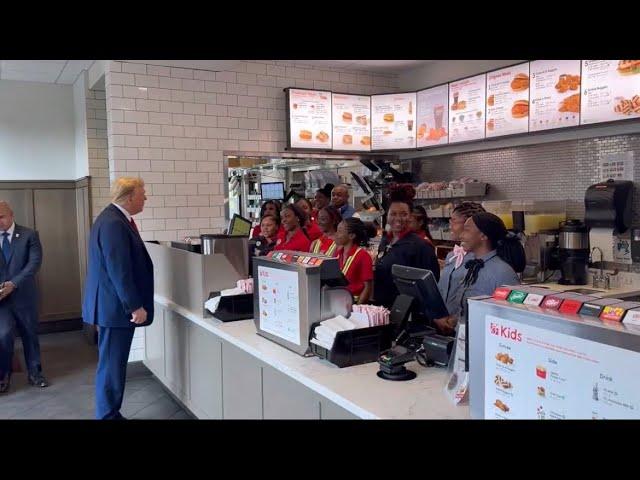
[112,203,132,222]
[0,222,16,243]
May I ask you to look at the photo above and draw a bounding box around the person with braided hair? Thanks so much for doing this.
[434,201,486,332]
[435,211,523,333]
[334,218,376,304]
[374,184,440,309]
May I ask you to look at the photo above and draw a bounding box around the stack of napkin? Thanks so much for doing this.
[310,314,369,351]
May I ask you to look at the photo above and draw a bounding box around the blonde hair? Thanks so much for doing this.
[111,177,145,205]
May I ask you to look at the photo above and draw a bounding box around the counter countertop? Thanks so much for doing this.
[154,294,469,420]
[525,282,640,299]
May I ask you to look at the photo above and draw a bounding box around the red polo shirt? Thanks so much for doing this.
[305,221,323,241]
[310,235,338,256]
[337,245,373,298]
[274,228,312,252]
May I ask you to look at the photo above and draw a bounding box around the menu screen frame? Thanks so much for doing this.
[285,87,334,151]
[330,90,372,153]
[370,90,418,152]
[447,73,488,145]
[484,61,531,140]
[528,59,583,133]
[416,82,450,149]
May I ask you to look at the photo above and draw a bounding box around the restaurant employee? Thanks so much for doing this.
[435,212,524,332]
[295,197,322,241]
[334,218,375,304]
[434,202,486,332]
[374,185,440,309]
[274,204,312,252]
[310,205,341,256]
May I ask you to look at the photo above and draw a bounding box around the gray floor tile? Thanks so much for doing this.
[130,395,182,420]
[3,330,189,420]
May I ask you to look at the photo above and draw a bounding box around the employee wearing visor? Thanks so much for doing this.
[373,184,440,309]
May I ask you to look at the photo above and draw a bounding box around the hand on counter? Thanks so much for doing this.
[0,281,15,301]
[130,306,148,325]
[434,315,456,335]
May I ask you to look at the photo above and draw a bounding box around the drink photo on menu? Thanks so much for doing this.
[417,84,448,147]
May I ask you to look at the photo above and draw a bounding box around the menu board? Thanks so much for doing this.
[258,266,301,345]
[529,60,581,132]
[416,85,449,147]
[448,74,486,143]
[486,64,530,138]
[581,60,640,125]
[371,92,417,150]
[331,93,371,151]
[287,89,332,149]
[484,315,640,419]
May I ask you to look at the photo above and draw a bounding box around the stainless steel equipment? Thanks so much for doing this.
[523,229,559,282]
[558,220,590,285]
[252,251,350,356]
[200,234,249,278]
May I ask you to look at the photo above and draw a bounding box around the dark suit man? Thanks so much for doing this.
[0,201,47,394]
[83,178,154,420]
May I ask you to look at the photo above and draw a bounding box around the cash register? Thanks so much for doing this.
[377,265,453,381]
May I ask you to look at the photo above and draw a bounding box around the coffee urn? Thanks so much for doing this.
[558,220,590,285]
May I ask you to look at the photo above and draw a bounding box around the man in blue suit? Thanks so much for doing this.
[0,201,47,394]
[83,177,154,420]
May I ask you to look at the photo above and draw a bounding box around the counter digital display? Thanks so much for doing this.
[371,92,417,150]
[287,88,332,150]
[416,84,449,148]
[448,74,486,143]
[581,60,640,125]
[486,63,530,138]
[332,93,371,151]
[529,60,581,132]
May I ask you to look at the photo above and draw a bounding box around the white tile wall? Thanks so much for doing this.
[104,60,398,240]
[86,87,109,221]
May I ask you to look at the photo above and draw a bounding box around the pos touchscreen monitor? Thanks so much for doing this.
[392,265,448,326]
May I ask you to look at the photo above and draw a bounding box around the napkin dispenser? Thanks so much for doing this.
[584,179,633,233]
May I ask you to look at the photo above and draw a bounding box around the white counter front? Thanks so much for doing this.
[145,294,469,420]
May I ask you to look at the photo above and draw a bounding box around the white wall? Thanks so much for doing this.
[398,60,524,91]
[0,80,77,180]
[73,72,89,178]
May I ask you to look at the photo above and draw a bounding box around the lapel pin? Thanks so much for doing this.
[15,233,19,238]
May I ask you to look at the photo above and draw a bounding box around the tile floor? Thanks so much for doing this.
[1,330,192,420]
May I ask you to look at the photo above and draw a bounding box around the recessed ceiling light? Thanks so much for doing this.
[138,87,147,91]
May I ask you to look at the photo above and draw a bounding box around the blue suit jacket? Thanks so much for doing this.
[0,225,42,311]
[82,204,154,328]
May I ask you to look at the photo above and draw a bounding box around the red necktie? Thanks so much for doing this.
[130,218,139,234]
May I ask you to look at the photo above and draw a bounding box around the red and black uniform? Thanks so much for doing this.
[415,229,434,247]
[274,228,312,252]
[337,244,374,301]
[310,235,337,257]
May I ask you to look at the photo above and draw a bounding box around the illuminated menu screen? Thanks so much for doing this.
[416,84,449,147]
[486,63,530,138]
[448,74,486,143]
[529,60,581,132]
[287,88,332,149]
[371,92,417,150]
[581,60,640,125]
[332,93,371,151]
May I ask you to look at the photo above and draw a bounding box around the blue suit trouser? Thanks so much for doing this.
[0,304,42,380]
[95,326,135,419]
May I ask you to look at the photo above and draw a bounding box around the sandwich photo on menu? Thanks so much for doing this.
[383,113,394,122]
[342,134,352,145]
[617,60,640,76]
[510,73,530,92]
[316,131,329,142]
[299,130,312,141]
[342,112,352,123]
[511,100,529,118]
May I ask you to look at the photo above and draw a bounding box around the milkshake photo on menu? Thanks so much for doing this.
[416,84,449,147]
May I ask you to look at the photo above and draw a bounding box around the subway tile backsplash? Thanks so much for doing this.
[415,133,640,271]
[416,134,640,223]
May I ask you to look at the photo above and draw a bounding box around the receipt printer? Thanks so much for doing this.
[422,333,454,367]
[585,179,633,233]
